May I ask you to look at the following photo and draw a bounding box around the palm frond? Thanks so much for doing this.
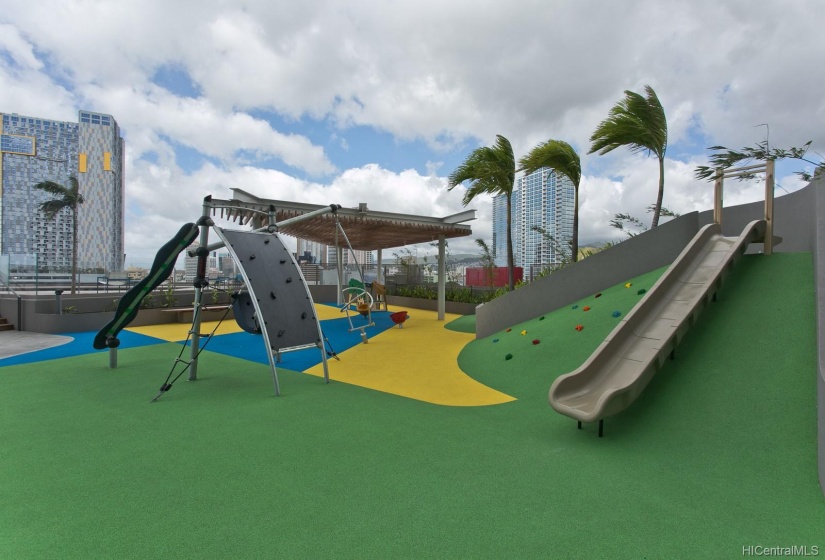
[518,139,581,187]
[588,85,667,158]
[39,199,69,220]
[33,180,71,197]
[447,134,515,205]
[694,140,823,181]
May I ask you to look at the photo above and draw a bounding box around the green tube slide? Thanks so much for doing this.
[93,223,199,350]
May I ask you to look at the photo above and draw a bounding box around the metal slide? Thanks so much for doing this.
[549,220,768,434]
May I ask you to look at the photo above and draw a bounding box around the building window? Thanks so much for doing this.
[78,153,87,173]
[103,152,111,171]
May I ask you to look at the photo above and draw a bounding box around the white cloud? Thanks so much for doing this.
[123,160,486,266]
[2,0,824,269]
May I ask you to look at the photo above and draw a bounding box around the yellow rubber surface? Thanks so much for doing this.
[127,303,340,341]
[313,302,347,321]
[126,320,242,342]
[125,304,515,407]
[305,307,516,407]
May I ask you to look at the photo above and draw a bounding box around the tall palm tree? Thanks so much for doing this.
[589,85,668,227]
[519,140,582,262]
[34,175,85,294]
[448,135,517,290]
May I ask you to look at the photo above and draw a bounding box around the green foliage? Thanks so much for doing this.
[394,284,500,305]
[34,175,85,294]
[589,85,668,228]
[396,285,437,300]
[610,205,680,238]
[589,85,667,159]
[475,238,496,287]
[518,140,581,187]
[161,282,177,308]
[448,134,517,291]
[447,135,516,205]
[518,139,582,261]
[530,225,573,273]
[694,140,825,182]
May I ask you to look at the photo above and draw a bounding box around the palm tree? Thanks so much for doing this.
[519,140,582,262]
[589,85,668,228]
[448,135,516,290]
[34,175,85,294]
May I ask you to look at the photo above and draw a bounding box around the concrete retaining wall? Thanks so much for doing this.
[475,212,702,339]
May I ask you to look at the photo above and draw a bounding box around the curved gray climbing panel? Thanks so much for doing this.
[214,227,328,394]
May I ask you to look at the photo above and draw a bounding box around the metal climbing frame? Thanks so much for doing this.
[187,196,341,396]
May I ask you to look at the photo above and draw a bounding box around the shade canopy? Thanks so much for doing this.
[207,188,475,251]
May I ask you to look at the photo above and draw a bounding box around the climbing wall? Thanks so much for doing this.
[214,227,321,351]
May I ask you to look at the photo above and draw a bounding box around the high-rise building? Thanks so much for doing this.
[492,188,520,268]
[491,167,574,277]
[295,237,374,269]
[0,110,125,273]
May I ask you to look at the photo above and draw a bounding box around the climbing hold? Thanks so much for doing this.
[493,338,499,343]
[572,304,579,310]
[277,330,285,337]
[583,306,591,312]
[637,288,646,295]
[301,312,307,319]
[539,316,545,321]
[270,292,276,299]
[286,277,293,283]
[595,293,602,298]
[249,254,256,260]
[532,339,540,345]
[625,282,632,288]
[506,328,512,332]
[280,259,286,264]
[264,239,270,244]
[505,353,513,361]
[612,310,622,318]
[575,325,584,331]
[520,330,527,335]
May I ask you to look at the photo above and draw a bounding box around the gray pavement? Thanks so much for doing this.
[0,330,74,360]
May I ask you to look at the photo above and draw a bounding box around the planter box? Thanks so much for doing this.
[386,295,477,315]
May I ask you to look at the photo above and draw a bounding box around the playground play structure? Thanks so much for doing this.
[549,161,780,436]
[95,196,383,399]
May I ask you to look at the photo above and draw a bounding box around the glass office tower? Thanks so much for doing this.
[0,110,125,272]
[492,167,574,276]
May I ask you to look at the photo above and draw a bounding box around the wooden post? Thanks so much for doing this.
[764,159,775,255]
[713,168,724,227]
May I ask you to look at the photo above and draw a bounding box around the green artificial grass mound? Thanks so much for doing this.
[457,265,668,399]
[444,314,476,333]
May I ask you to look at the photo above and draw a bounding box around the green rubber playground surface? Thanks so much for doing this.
[1,253,822,559]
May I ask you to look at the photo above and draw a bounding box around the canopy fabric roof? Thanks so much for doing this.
[207,188,475,251]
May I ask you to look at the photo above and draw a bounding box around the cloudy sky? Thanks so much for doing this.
[2,0,823,266]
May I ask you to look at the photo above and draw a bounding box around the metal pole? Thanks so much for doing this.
[189,197,213,381]
[376,249,383,283]
[437,235,446,321]
[764,159,775,255]
[713,168,723,227]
